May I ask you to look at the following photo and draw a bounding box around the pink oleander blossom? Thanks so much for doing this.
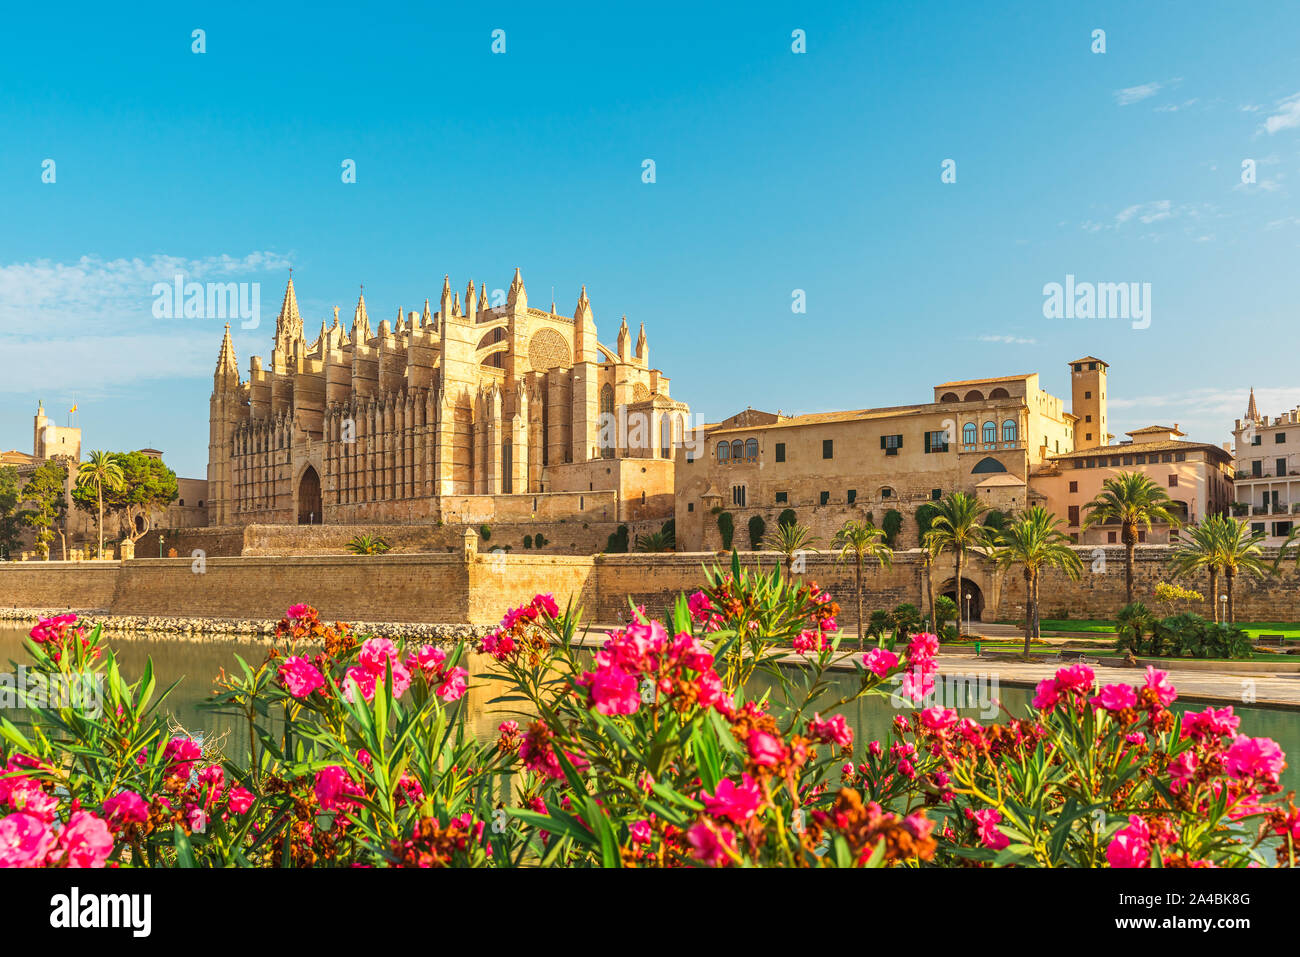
[1143,667,1177,706]
[0,812,55,867]
[227,787,254,815]
[919,706,959,732]
[686,820,736,866]
[966,808,1009,851]
[809,712,854,748]
[436,667,468,702]
[862,647,899,677]
[102,791,149,828]
[581,664,642,716]
[1032,677,1060,709]
[163,736,203,779]
[1223,735,1286,786]
[278,655,326,698]
[1092,683,1138,712]
[53,811,114,868]
[1106,815,1151,868]
[702,774,764,824]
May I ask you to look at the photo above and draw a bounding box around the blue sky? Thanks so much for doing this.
[3,0,1300,477]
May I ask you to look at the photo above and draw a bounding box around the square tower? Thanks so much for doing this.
[1069,356,1110,449]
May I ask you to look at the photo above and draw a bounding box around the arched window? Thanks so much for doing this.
[660,416,672,458]
[964,390,984,402]
[940,392,959,402]
[731,440,744,461]
[962,423,977,445]
[989,387,1010,399]
[982,421,997,444]
[599,384,616,459]
[745,438,758,460]
[1002,419,1018,442]
[717,441,730,462]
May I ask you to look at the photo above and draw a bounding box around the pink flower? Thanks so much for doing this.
[29,613,78,644]
[1143,667,1177,706]
[436,667,468,702]
[1092,683,1137,712]
[531,593,560,618]
[1032,678,1060,709]
[746,730,787,768]
[1223,735,1286,786]
[900,666,935,703]
[702,774,764,824]
[630,819,653,845]
[904,812,935,841]
[163,736,203,779]
[967,808,1009,850]
[5,778,58,821]
[314,765,363,812]
[919,706,959,732]
[809,713,854,748]
[227,787,255,815]
[405,645,447,681]
[581,664,641,716]
[1168,751,1198,791]
[1106,815,1151,868]
[102,791,149,829]
[286,603,312,620]
[53,811,114,868]
[0,812,55,867]
[1054,664,1095,692]
[686,820,736,866]
[345,638,412,702]
[862,647,899,677]
[1182,706,1240,740]
[907,633,940,661]
[278,655,325,698]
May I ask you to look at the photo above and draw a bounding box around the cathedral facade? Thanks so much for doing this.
[207,270,690,527]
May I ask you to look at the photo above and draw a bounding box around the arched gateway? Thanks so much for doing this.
[298,466,321,525]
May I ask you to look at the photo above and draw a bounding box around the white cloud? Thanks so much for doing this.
[1115,200,1172,225]
[1264,92,1300,134]
[977,334,1037,345]
[1114,82,1162,106]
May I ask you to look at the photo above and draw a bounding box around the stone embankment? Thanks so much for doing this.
[0,607,489,644]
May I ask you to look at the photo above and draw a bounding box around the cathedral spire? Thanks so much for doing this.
[215,323,240,388]
[1247,386,1259,423]
[440,275,453,319]
[617,314,630,361]
[351,286,371,341]
[507,267,527,311]
[275,274,304,350]
[636,321,647,362]
[421,298,432,330]
[466,280,478,320]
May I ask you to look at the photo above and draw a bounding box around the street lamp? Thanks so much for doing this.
[965,592,972,636]
[1219,594,1228,623]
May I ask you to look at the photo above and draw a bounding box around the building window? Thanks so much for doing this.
[1252,435,1262,446]
[1252,522,1266,535]
[775,442,786,462]
[1276,521,1293,536]
[745,438,759,461]
[1085,433,1092,442]
[819,491,830,506]
[1107,531,1117,544]
[847,489,857,505]
[1174,452,1185,462]
[687,502,694,512]
[1068,505,1079,526]
[731,440,743,461]
[881,434,902,455]
[962,423,976,445]
[1084,391,1092,399]
[982,421,996,444]
[732,485,746,506]
[1168,474,1178,487]
[822,439,834,459]
[775,491,788,504]
[1085,414,1092,422]
[925,430,949,453]
[1068,481,1078,493]
[717,441,730,462]
[1252,460,1262,477]
[1279,458,1288,477]
[179,499,185,506]
[931,488,941,500]
[1002,420,1017,442]
[881,487,894,498]
[1138,530,1147,543]
[1277,433,1287,443]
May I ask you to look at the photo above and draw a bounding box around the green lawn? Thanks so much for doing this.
[1021,619,1300,642]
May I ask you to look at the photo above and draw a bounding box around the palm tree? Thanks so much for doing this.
[76,451,124,559]
[830,519,893,647]
[345,533,391,555]
[762,521,818,580]
[634,529,674,552]
[921,529,947,634]
[1169,516,1231,622]
[1081,471,1179,606]
[1215,517,1267,623]
[926,492,987,636]
[989,507,1084,657]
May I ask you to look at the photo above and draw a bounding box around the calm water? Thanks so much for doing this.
[2,625,1297,795]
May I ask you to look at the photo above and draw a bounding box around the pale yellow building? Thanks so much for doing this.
[1232,390,1300,543]
[1034,425,1234,545]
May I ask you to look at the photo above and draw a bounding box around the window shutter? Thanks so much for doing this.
[880,435,887,450]
[924,432,931,453]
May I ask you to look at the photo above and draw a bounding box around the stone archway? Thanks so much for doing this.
[298,466,322,525]
[941,577,985,622]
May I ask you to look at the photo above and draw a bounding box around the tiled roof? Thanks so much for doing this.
[1050,439,1230,464]
[935,374,1032,389]
[707,403,933,435]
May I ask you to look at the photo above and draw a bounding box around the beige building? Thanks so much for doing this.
[1232,390,1300,543]
[207,271,688,529]
[675,361,1087,554]
[1034,425,1233,545]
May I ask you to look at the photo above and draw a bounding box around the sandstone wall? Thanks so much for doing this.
[5,545,1299,628]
